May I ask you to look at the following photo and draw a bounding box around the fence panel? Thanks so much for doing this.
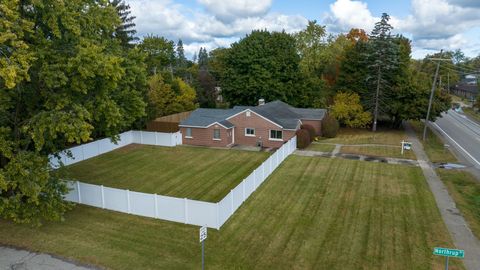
[130,191,156,218]
[140,131,157,145]
[186,199,218,228]
[79,182,102,208]
[156,195,186,223]
[64,181,79,202]
[218,193,232,226]
[232,184,244,211]
[103,187,128,212]
[83,141,100,160]
[244,173,255,198]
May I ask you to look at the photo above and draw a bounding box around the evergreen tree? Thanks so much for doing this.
[176,39,187,68]
[367,13,398,131]
[110,0,139,47]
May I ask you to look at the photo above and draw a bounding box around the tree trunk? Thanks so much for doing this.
[372,66,381,132]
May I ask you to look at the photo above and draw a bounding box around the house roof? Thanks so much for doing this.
[181,100,327,129]
[179,108,242,128]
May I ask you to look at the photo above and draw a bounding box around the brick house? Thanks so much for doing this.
[179,100,326,148]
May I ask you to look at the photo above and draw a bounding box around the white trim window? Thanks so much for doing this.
[185,128,192,138]
[269,130,283,141]
[213,129,221,140]
[245,128,255,137]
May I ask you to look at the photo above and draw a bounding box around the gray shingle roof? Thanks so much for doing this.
[181,101,326,129]
[179,108,241,128]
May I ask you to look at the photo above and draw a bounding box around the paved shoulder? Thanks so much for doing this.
[405,122,480,270]
[0,246,95,270]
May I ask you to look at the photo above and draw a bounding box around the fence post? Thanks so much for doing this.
[253,170,257,189]
[76,181,82,203]
[216,203,220,230]
[230,190,234,215]
[242,179,246,201]
[101,185,105,209]
[270,156,273,174]
[126,190,131,214]
[282,145,285,161]
[154,194,158,219]
[184,198,189,224]
[155,132,158,145]
[81,145,85,161]
[262,163,265,181]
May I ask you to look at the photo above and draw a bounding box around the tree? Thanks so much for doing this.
[221,30,302,106]
[110,0,139,47]
[147,74,196,119]
[294,20,327,76]
[367,13,398,131]
[330,92,372,128]
[0,0,147,225]
[139,35,175,75]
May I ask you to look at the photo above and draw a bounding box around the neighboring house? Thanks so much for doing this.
[452,74,478,100]
[179,100,326,148]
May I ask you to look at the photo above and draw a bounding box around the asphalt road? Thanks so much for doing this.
[431,109,480,171]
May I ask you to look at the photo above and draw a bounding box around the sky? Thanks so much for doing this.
[126,0,480,59]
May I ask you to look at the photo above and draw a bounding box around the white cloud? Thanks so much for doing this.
[127,0,307,58]
[322,0,480,58]
[197,0,272,22]
[323,0,378,33]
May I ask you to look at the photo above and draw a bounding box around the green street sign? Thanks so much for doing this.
[433,247,465,258]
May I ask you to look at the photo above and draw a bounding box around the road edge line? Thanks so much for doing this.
[432,122,480,166]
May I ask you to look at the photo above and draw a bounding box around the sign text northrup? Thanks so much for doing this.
[433,247,464,258]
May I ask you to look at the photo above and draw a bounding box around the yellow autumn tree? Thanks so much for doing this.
[330,91,372,128]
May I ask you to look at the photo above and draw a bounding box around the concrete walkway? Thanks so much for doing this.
[0,246,95,270]
[405,123,480,270]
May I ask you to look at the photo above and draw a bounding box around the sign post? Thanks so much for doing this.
[200,226,207,270]
[433,247,464,270]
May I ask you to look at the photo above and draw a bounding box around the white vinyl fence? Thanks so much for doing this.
[61,133,296,229]
[50,130,182,167]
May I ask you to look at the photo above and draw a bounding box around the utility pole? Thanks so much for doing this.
[423,50,450,141]
[447,72,450,94]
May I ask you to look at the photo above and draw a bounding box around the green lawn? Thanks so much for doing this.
[306,143,336,152]
[0,157,462,269]
[319,127,409,146]
[64,144,270,202]
[437,169,480,240]
[409,121,457,163]
[340,145,417,160]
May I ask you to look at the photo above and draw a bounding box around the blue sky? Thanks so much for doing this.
[127,0,480,59]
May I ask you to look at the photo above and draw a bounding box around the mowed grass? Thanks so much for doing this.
[0,157,462,269]
[437,169,480,240]
[319,127,409,146]
[341,145,417,160]
[409,121,457,163]
[306,143,336,152]
[65,144,270,202]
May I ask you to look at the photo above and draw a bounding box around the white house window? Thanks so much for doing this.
[245,128,255,136]
[185,128,192,138]
[213,129,221,140]
[246,111,251,117]
[269,130,283,140]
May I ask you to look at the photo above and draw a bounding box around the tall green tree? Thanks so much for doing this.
[110,0,139,47]
[367,13,398,131]
[139,35,175,75]
[0,0,146,225]
[221,30,302,106]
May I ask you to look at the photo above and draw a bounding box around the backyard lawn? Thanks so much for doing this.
[0,156,462,269]
[340,145,417,160]
[319,127,409,146]
[64,144,270,202]
[306,143,336,152]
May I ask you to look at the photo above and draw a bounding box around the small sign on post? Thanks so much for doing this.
[401,140,412,155]
[200,226,207,270]
[433,247,464,270]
